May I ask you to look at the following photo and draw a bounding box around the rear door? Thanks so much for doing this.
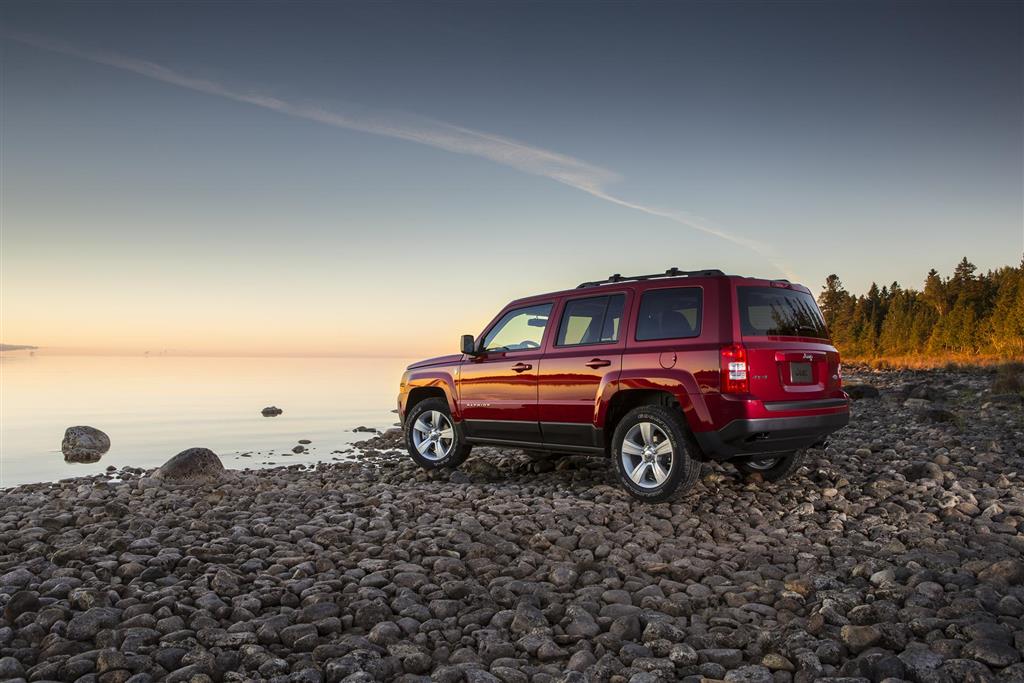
[538,292,628,447]
[735,284,841,401]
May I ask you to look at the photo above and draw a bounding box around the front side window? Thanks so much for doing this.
[635,287,703,341]
[556,294,626,346]
[738,287,828,338]
[482,303,552,352]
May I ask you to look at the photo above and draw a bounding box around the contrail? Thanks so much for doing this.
[3,29,792,277]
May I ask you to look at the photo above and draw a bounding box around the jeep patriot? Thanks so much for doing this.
[398,268,850,501]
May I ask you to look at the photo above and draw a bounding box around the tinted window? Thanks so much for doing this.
[556,294,625,346]
[636,288,702,341]
[482,303,552,351]
[738,287,828,339]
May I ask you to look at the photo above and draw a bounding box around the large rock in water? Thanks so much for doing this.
[152,447,225,483]
[61,426,110,462]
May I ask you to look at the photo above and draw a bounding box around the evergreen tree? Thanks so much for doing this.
[817,274,850,331]
[819,256,1022,360]
[923,268,949,315]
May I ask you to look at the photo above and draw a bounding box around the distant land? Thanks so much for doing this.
[0,344,38,352]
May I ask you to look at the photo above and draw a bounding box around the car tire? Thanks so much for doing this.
[404,398,471,470]
[734,450,806,482]
[611,405,701,503]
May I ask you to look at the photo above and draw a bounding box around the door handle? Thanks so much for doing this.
[511,363,532,373]
[585,358,612,369]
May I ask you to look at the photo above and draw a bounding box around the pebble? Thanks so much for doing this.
[0,367,1020,681]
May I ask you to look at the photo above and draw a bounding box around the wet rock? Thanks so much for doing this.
[151,447,225,483]
[261,406,283,416]
[62,425,110,461]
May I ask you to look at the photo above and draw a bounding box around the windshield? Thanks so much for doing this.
[737,286,829,339]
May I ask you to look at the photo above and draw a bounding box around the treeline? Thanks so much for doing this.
[817,257,1024,359]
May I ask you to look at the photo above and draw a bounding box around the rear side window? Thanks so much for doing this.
[635,288,702,341]
[557,294,625,346]
[738,287,828,339]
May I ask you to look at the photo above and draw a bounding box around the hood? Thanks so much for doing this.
[407,353,463,370]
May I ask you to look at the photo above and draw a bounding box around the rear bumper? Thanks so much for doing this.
[693,410,849,460]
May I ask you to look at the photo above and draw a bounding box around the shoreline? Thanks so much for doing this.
[1,368,1022,681]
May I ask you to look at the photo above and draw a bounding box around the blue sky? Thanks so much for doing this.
[1,1,1021,355]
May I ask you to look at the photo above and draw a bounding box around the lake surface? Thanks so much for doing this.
[0,354,412,488]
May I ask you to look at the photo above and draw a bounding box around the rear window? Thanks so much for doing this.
[738,287,828,339]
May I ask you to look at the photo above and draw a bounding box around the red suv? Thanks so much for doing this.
[398,268,849,502]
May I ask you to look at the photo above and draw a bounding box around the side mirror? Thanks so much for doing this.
[460,334,479,356]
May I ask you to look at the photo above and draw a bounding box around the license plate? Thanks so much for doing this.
[790,362,813,384]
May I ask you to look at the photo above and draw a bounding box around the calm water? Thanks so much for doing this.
[0,354,412,488]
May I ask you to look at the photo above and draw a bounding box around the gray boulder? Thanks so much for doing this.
[151,448,225,483]
[62,426,110,461]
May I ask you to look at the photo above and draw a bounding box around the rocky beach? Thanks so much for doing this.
[1,368,1022,683]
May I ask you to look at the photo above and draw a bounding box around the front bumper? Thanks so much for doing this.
[693,410,849,460]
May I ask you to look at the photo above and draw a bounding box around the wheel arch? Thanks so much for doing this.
[403,372,460,420]
[603,387,708,460]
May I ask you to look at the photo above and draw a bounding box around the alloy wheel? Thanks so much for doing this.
[411,410,455,461]
[620,421,674,489]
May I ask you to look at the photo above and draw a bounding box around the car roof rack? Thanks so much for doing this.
[576,267,727,289]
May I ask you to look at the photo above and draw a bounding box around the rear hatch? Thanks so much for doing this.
[735,283,841,403]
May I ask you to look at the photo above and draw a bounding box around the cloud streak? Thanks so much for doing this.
[3,29,790,275]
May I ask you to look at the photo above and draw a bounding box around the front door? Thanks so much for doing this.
[538,292,628,447]
[459,302,553,443]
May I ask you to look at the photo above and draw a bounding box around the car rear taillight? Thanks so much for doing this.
[720,343,749,394]
[836,360,843,387]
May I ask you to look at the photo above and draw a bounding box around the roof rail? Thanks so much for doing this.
[576,267,727,289]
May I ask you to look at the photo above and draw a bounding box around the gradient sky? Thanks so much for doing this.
[2,1,1021,357]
